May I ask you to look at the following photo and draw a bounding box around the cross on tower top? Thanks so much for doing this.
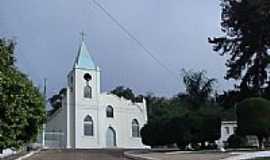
[80,31,86,42]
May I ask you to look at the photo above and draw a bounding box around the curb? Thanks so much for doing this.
[221,151,270,160]
[14,149,41,160]
[124,151,159,160]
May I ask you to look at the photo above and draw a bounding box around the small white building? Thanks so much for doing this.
[45,39,148,149]
[218,121,237,146]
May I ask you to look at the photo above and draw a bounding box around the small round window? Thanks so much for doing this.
[84,73,92,81]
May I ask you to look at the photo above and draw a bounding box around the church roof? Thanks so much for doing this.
[74,41,96,70]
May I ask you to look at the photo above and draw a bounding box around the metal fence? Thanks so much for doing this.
[36,130,65,149]
[44,131,65,148]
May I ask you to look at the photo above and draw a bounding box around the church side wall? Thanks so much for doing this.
[45,98,67,148]
[100,94,148,149]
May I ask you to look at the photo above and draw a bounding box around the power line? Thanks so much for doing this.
[90,0,179,80]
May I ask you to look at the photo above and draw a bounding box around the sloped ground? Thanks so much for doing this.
[134,151,233,160]
[25,149,130,160]
[134,151,270,160]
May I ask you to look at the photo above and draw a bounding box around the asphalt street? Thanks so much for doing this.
[26,149,131,160]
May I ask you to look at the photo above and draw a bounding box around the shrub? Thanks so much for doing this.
[237,97,270,149]
[227,134,246,148]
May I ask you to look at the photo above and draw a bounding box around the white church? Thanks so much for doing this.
[45,39,148,149]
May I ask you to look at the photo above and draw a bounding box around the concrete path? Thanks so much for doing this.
[132,151,270,160]
[222,151,270,160]
[132,151,233,160]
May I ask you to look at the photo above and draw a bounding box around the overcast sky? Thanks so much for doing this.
[0,0,233,97]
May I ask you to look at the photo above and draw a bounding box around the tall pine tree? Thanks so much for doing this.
[209,0,270,95]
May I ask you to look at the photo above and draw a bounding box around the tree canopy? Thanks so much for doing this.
[48,88,67,115]
[236,97,270,149]
[181,69,217,110]
[110,86,136,102]
[0,39,46,150]
[140,70,222,149]
[209,0,270,95]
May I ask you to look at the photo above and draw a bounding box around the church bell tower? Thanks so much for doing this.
[66,34,101,148]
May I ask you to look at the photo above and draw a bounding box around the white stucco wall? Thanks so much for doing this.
[99,93,148,148]
[219,121,237,143]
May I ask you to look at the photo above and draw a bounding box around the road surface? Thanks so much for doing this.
[26,149,131,160]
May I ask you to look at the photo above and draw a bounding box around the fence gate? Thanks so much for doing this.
[44,131,65,148]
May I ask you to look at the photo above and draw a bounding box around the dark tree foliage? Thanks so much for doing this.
[140,112,221,149]
[181,69,217,110]
[227,134,246,148]
[167,117,192,149]
[0,39,46,150]
[187,112,221,145]
[236,97,270,149]
[110,86,137,102]
[216,88,257,109]
[48,88,67,115]
[141,117,192,147]
[209,0,270,94]
[140,70,221,149]
[144,94,171,122]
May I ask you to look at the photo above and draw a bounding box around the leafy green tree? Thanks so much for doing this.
[144,94,171,122]
[236,97,270,149]
[140,119,166,147]
[0,39,46,151]
[190,105,222,145]
[140,70,221,149]
[209,0,270,95]
[141,117,191,148]
[168,116,192,149]
[111,86,136,102]
[181,69,217,109]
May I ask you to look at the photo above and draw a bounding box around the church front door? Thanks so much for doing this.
[106,127,116,147]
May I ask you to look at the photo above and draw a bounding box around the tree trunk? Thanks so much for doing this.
[258,136,264,150]
[201,141,206,149]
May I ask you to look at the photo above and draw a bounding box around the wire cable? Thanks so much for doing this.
[90,0,180,80]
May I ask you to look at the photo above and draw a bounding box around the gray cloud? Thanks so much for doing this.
[0,0,233,97]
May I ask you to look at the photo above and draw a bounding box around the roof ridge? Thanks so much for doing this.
[74,41,96,70]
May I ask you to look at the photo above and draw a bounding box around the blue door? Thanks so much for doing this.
[106,127,116,147]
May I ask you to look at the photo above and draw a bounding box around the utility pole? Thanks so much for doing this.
[42,78,47,148]
[43,78,47,98]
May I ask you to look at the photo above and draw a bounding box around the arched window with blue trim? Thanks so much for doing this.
[106,105,114,118]
[132,119,140,137]
[84,85,92,98]
[84,115,94,136]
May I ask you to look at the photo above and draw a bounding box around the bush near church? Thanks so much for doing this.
[236,97,270,149]
[140,113,221,149]
[227,134,246,148]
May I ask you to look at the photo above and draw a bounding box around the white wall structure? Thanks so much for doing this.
[218,121,237,145]
[46,40,148,149]
[0,149,16,158]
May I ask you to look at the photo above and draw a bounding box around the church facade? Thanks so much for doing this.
[45,40,148,149]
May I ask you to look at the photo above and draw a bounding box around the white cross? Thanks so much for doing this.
[80,32,86,41]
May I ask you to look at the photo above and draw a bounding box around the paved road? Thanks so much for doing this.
[26,149,131,160]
